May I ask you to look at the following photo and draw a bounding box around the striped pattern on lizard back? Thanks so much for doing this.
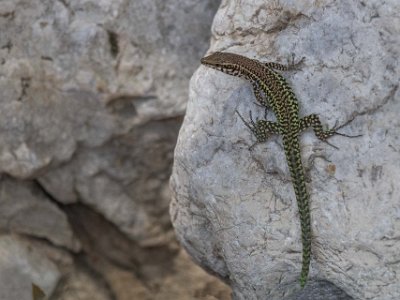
[201,51,312,287]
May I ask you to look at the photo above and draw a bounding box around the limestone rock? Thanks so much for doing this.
[0,176,80,251]
[1,0,218,248]
[0,0,215,254]
[170,0,400,299]
[0,0,228,299]
[0,235,60,300]
[50,268,112,300]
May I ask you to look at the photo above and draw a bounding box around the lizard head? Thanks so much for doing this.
[201,52,243,76]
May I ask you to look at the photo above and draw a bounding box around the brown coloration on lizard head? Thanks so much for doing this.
[201,52,261,78]
[201,52,240,66]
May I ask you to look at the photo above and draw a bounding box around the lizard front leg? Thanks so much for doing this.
[263,55,305,71]
[236,110,281,148]
[251,81,270,108]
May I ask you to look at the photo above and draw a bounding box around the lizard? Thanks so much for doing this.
[201,51,359,287]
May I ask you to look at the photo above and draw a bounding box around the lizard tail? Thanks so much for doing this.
[285,138,312,288]
[297,188,311,288]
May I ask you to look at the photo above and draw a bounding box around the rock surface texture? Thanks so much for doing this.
[0,235,60,300]
[170,0,400,299]
[0,0,231,299]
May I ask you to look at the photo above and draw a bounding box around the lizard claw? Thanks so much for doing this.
[331,120,363,138]
[322,139,340,150]
[288,54,306,70]
[235,110,256,133]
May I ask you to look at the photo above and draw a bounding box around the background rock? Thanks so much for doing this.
[0,176,80,251]
[170,0,400,299]
[0,0,231,299]
[0,235,60,300]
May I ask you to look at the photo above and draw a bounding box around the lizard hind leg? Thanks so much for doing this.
[299,114,362,146]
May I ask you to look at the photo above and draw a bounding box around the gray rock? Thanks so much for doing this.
[49,267,112,300]
[0,0,220,247]
[0,0,226,298]
[0,235,60,300]
[0,176,80,251]
[0,0,219,249]
[170,0,400,299]
[283,280,352,300]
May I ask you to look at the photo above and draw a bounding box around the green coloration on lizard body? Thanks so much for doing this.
[201,52,342,288]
